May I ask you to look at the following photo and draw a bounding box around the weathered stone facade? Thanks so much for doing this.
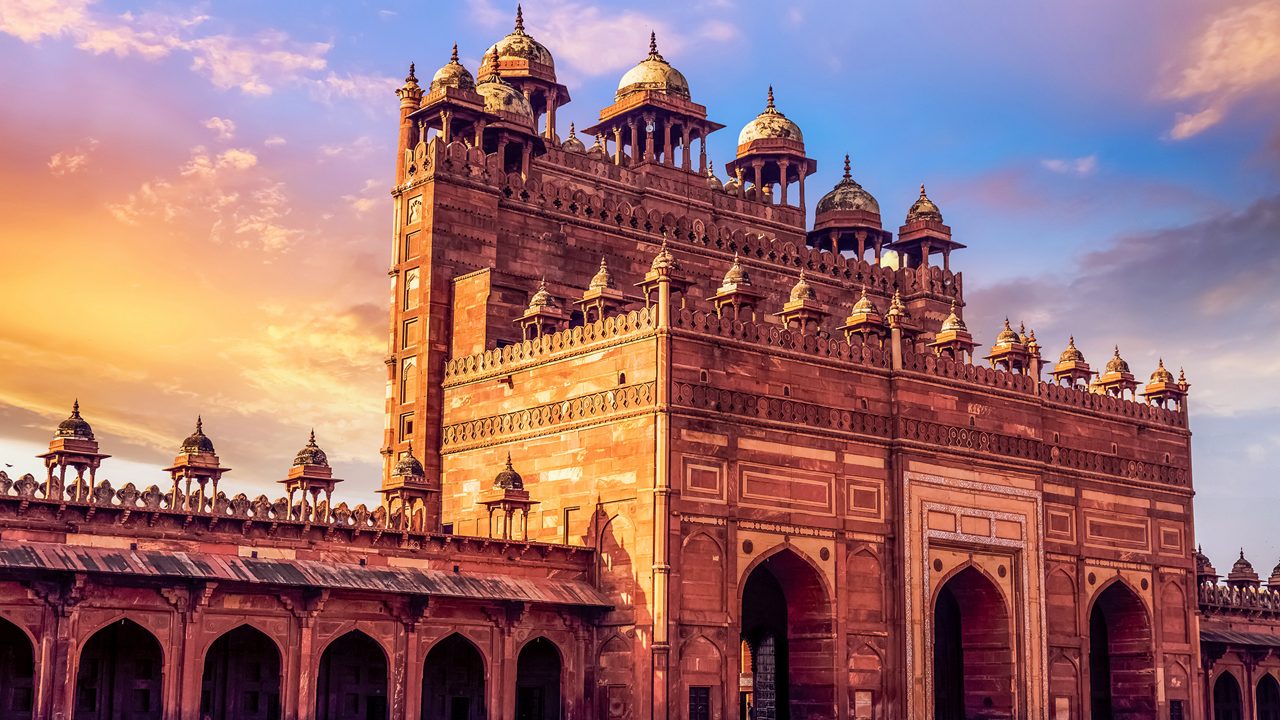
[0,8,1271,720]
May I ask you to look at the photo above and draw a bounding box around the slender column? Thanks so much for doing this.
[778,159,790,206]
[698,136,707,175]
[545,90,558,141]
[613,126,624,165]
[652,269,673,720]
[439,111,451,144]
[643,114,656,163]
[681,128,691,171]
[662,121,672,166]
[628,120,639,166]
[751,161,764,202]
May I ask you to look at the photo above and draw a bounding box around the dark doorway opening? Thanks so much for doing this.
[931,566,1013,720]
[201,625,281,720]
[316,631,388,720]
[422,634,485,720]
[74,619,163,720]
[1089,582,1155,720]
[1214,673,1243,720]
[1258,674,1280,720]
[515,637,561,720]
[0,618,33,720]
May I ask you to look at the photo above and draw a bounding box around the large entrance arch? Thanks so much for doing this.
[74,619,164,720]
[739,548,834,720]
[422,634,485,720]
[0,618,33,720]
[201,625,281,720]
[1258,674,1280,720]
[1089,581,1155,719]
[931,566,1013,720]
[316,631,388,720]
[515,637,561,720]
[1214,672,1243,720]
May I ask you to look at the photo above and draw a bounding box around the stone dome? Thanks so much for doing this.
[1105,346,1131,375]
[393,444,424,477]
[1149,358,1175,384]
[650,239,679,273]
[815,156,880,217]
[588,258,615,291]
[293,430,329,467]
[476,51,534,125]
[616,32,690,101]
[527,279,555,310]
[586,133,607,160]
[430,44,475,92]
[789,271,816,303]
[720,253,750,289]
[994,319,1020,345]
[705,162,723,191]
[485,6,555,69]
[1059,336,1085,364]
[494,454,524,490]
[561,123,586,153]
[55,400,94,440]
[940,301,966,332]
[906,183,943,223]
[738,87,803,146]
[180,417,215,454]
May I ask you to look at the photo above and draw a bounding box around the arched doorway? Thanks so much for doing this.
[1089,582,1155,719]
[931,566,1013,720]
[1258,674,1280,720]
[515,637,561,720]
[1214,672,1243,720]
[422,634,485,720]
[0,618,33,720]
[74,619,163,720]
[740,548,834,720]
[201,625,281,720]
[316,631,388,720]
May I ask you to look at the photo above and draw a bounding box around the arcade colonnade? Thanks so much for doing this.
[0,606,577,720]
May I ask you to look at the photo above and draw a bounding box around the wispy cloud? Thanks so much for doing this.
[1041,154,1097,177]
[203,116,237,141]
[1163,1,1280,140]
[47,138,99,176]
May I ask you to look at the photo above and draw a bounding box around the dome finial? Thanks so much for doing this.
[843,154,851,179]
[920,183,927,197]
[766,85,775,110]
[451,43,459,63]
[514,4,525,34]
[309,428,316,444]
[196,415,203,432]
[407,62,416,81]
[649,30,658,56]
[72,398,80,415]
[506,452,514,469]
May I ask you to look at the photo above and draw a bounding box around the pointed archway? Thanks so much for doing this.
[201,625,281,720]
[1214,672,1243,720]
[0,617,33,720]
[75,619,164,720]
[1089,581,1155,719]
[739,547,834,720]
[422,634,485,720]
[515,637,561,720]
[1258,674,1280,720]
[316,631,388,720]
[931,566,1013,720]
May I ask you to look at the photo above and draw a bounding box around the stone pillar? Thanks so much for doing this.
[628,120,639,167]
[643,114,656,163]
[662,121,673,166]
[778,159,790,206]
[751,161,764,202]
[546,90,558,141]
[681,128,692,171]
[698,135,707,175]
[652,271,673,720]
[613,126,624,166]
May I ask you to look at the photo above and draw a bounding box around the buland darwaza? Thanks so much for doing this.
[2,7,1279,720]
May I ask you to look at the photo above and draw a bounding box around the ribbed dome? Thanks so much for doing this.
[393,443,424,477]
[180,417,216,454]
[588,258,615,291]
[906,183,943,223]
[738,87,802,145]
[616,32,690,101]
[720,253,750,289]
[431,44,475,92]
[561,123,586,153]
[485,5,555,69]
[1149,358,1175,383]
[650,239,679,273]
[527,279,555,310]
[815,156,880,216]
[476,50,534,125]
[1231,550,1257,578]
[1106,346,1131,374]
[1059,336,1085,364]
[586,133,607,160]
[494,453,524,490]
[940,301,966,332]
[705,161,723,191]
[994,319,1020,345]
[789,271,816,303]
[55,400,94,440]
[293,430,329,467]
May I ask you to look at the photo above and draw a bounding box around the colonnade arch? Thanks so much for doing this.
[422,633,486,720]
[1258,673,1280,720]
[74,618,164,720]
[200,624,282,720]
[1214,671,1243,720]
[316,630,388,720]
[0,617,32,720]
[515,637,562,720]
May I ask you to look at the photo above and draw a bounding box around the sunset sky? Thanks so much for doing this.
[0,0,1277,565]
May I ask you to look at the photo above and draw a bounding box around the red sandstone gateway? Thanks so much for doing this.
[1,6,1268,720]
